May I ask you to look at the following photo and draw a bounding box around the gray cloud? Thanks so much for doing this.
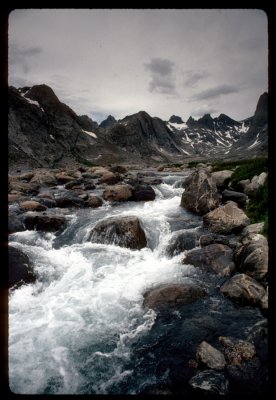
[192,106,218,118]
[191,84,240,101]
[9,44,43,73]
[184,70,210,87]
[145,58,177,95]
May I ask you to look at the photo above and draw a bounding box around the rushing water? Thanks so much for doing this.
[8,172,264,394]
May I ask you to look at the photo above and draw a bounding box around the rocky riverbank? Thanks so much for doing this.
[8,163,268,395]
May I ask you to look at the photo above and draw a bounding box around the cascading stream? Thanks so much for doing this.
[10,172,202,394]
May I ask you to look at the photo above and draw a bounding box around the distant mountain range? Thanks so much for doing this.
[8,84,268,168]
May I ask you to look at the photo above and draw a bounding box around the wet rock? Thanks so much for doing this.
[143,282,207,311]
[234,233,268,281]
[211,170,233,189]
[86,195,103,208]
[203,201,250,234]
[189,370,229,395]
[89,215,147,250]
[102,184,133,202]
[259,287,268,317]
[83,182,96,190]
[19,200,47,212]
[9,246,36,288]
[24,212,66,232]
[17,171,34,181]
[36,197,57,208]
[220,273,266,306]
[246,319,268,346]
[166,230,199,256]
[219,336,256,365]
[180,169,219,215]
[8,211,25,234]
[8,193,26,203]
[55,191,85,208]
[132,184,156,201]
[184,244,235,276]
[196,340,226,370]
[222,189,248,208]
[99,171,120,185]
[226,358,264,394]
[141,177,162,185]
[199,233,237,248]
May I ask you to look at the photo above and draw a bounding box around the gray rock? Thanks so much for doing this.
[196,341,226,370]
[234,233,268,281]
[8,211,25,234]
[24,212,66,232]
[244,172,267,195]
[189,370,229,395]
[143,282,207,311]
[89,215,147,250]
[241,222,264,236]
[184,244,235,276]
[19,200,47,212]
[86,195,103,208]
[132,184,156,201]
[166,229,199,256]
[220,273,266,306]
[212,170,233,189]
[9,246,36,288]
[203,201,250,234]
[181,169,219,215]
[55,191,85,208]
[222,189,248,207]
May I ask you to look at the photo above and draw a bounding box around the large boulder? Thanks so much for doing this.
[30,171,58,186]
[183,244,235,276]
[180,169,219,215]
[222,189,248,208]
[166,229,199,256]
[203,201,250,234]
[102,184,133,202]
[24,212,66,232]
[219,336,256,366]
[55,172,76,184]
[19,200,47,212]
[211,170,233,189]
[8,211,25,234]
[220,273,266,306]
[143,282,207,311]
[9,246,36,288]
[89,215,147,250]
[234,233,268,281]
[189,370,229,395]
[132,184,156,201]
[241,222,264,236]
[199,233,239,249]
[196,341,226,370]
[99,171,120,185]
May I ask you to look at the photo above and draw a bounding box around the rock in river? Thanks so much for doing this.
[24,212,66,232]
[9,246,36,288]
[196,340,226,370]
[189,370,229,395]
[89,215,147,250]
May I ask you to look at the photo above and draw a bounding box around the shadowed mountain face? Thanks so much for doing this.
[8,84,268,169]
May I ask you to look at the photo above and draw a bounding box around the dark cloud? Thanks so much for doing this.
[191,84,240,101]
[184,70,210,87]
[145,58,177,95]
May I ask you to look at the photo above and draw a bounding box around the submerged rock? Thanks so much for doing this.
[9,246,36,288]
[220,273,265,306]
[143,282,207,311]
[183,243,235,276]
[189,370,229,395]
[89,215,147,250]
[166,229,199,256]
[203,201,250,234]
[180,169,219,215]
[196,341,226,370]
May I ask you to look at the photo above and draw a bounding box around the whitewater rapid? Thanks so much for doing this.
[9,173,203,394]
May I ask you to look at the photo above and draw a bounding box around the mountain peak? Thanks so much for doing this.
[99,115,117,129]
[169,115,184,124]
[253,92,268,127]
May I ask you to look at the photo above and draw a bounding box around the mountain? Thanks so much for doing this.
[8,84,268,169]
[99,115,117,129]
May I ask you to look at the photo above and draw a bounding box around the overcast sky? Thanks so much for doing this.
[9,9,268,123]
